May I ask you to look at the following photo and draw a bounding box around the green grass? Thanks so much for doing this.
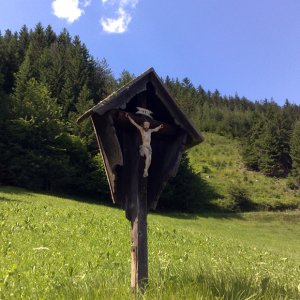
[1,186,300,299]
[188,132,300,210]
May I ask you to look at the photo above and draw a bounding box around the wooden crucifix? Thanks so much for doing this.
[117,108,177,291]
[77,68,204,293]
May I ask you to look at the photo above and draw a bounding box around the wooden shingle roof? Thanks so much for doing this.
[78,67,204,148]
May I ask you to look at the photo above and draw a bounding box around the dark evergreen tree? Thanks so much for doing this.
[68,84,96,151]
[38,42,65,100]
[18,25,30,63]
[88,58,116,103]
[290,120,300,187]
[118,69,135,87]
[60,35,89,115]
[0,70,12,184]
[0,29,19,93]
[243,102,292,177]
[241,113,263,171]
[260,104,291,177]
[4,78,66,189]
[45,25,57,46]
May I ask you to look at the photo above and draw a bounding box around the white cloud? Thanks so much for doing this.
[52,0,91,23]
[101,0,139,33]
[120,0,138,8]
[52,0,138,31]
[82,0,92,7]
[101,8,131,33]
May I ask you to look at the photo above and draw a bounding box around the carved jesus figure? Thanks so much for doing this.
[126,113,163,177]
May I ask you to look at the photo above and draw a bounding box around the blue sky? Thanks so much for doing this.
[1,0,300,105]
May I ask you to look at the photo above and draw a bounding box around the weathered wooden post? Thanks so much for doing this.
[78,68,203,292]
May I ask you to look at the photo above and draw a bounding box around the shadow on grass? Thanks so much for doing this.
[37,189,114,208]
[0,185,113,208]
[0,174,245,220]
[154,160,245,219]
[0,185,33,196]
[0,196,23,203]
[0,178,243,220]
[152,211,244,220]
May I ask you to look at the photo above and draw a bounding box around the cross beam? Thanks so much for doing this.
[115,111,179,137]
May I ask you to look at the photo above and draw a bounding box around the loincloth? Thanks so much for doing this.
[139,145,152,156]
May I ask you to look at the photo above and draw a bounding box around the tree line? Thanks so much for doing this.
[1,24,300,211]
[0,24,115,197]
[164,77,300,188]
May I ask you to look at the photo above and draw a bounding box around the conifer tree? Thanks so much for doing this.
[258,104,291,177]
[290,120,300,187]
[69,84,94,144]
[45,25,56,46]
[60,35,89,115]
[118,69,135,87]
[88,58,116,102]
[18,25,30,64]
[0,29,19,93]
[0,70,11,183]
[242,115,263,171]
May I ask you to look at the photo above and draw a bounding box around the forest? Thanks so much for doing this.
[1,24,300,211]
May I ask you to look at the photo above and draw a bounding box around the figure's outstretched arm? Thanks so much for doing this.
[126,113,142,130]
[151,124,163,132]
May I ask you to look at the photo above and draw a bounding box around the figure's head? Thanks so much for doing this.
[143,121,150,130]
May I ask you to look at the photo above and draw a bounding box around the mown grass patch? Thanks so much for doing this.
[1,186,300,299]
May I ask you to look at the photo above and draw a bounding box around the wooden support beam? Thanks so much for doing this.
[130,158,148,293]
[137,177,148,289]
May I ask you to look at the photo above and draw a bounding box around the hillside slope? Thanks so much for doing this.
[188,132,300,211]
[0,186,299,299]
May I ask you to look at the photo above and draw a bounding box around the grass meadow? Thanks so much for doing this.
[1,186,299,299]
